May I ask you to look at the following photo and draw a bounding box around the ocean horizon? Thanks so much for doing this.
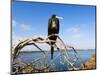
[20,49,95,52]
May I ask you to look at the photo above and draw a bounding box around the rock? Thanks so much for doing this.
[81,55,96,70]
[18,64,50,74]
[19,65,34,73]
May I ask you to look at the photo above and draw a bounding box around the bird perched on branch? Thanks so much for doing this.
[48,14,60,60]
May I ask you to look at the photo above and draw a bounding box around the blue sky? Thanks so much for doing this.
[12,1,96,49]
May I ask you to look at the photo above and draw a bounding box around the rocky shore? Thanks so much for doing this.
[81,54,96,70]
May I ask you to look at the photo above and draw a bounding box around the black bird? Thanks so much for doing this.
[48,14,60,60]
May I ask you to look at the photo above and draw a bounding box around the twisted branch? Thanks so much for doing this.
[12,34,84,74]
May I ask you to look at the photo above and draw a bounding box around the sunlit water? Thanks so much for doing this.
[17,50,95,71]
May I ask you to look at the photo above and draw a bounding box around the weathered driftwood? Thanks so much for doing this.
[12,34,84,74]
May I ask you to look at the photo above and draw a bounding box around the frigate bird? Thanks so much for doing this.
[48,14,60,60]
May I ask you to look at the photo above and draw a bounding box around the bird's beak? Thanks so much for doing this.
[56,16,63,19]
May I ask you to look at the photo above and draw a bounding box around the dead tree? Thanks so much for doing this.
[12,34,84,74]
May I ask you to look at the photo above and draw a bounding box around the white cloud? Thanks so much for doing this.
[67,27,80,33]
[65,26,84,40]
[12,20,32,31]
[20,24,31,31]
[12,20,16,27]
[72,33,84,39]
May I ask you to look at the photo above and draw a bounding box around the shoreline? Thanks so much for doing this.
[81,54,96,70]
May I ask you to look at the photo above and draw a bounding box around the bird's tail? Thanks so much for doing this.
[51,45,54,60]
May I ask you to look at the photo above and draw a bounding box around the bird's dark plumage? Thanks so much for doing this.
[48,14,60,60]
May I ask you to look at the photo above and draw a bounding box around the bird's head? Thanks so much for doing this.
[52,14,56,18]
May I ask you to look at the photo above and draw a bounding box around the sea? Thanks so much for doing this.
[17,49,95,71]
